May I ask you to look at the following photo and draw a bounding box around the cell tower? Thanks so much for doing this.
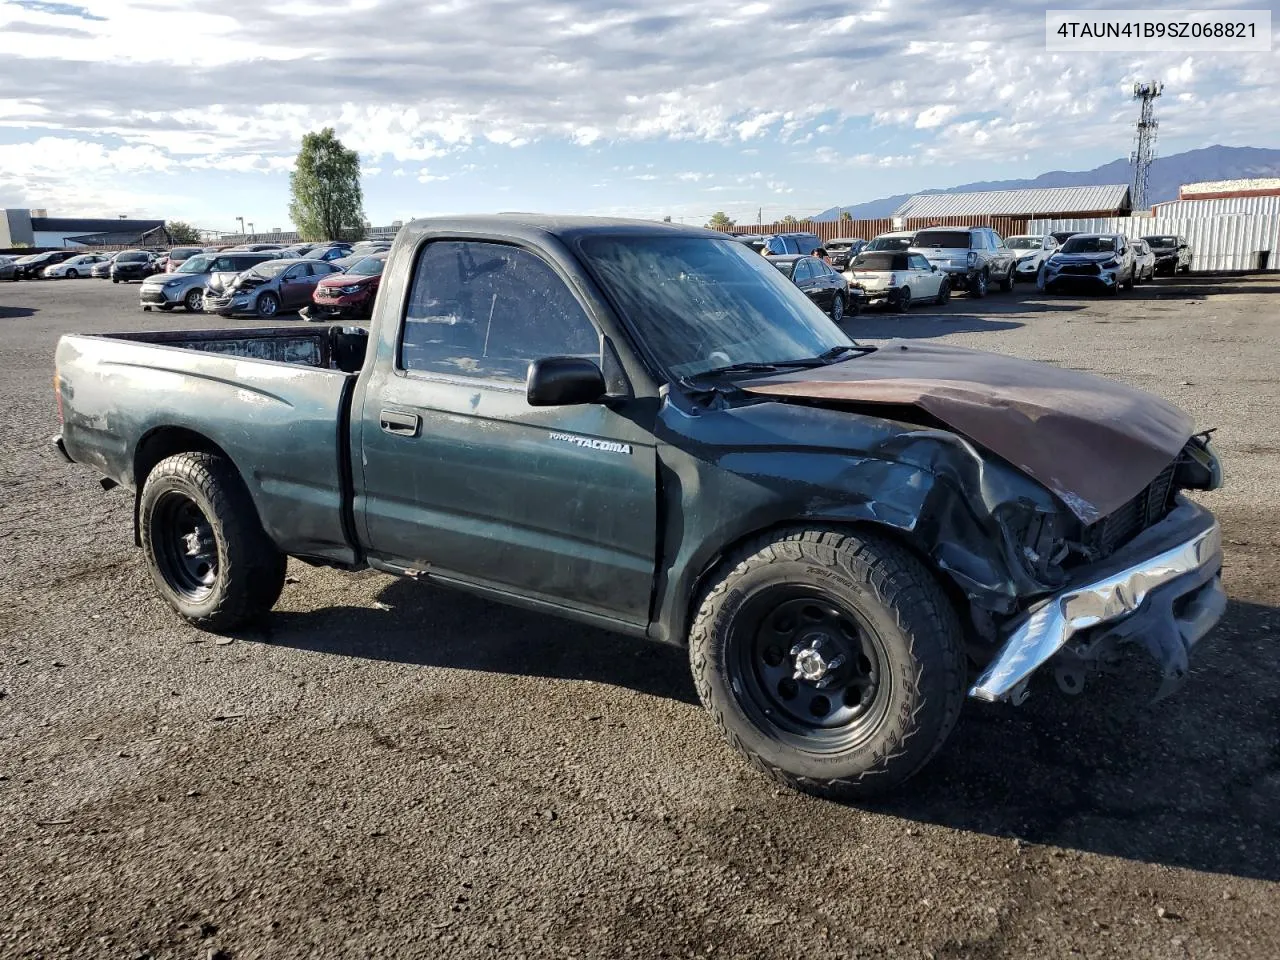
[1130,81,1163,211]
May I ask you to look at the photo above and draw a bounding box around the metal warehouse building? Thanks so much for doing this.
[1,208,168,249]
[893,184,1132,223]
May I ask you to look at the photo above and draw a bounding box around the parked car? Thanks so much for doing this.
[729,234,767,254]
[302,253,387,322]
[43,253,112,279]
[768,254,856,322]
[761,232,823,256]
[138,251,277,313]
[1050,231,1078,246]
[1041,233,1136,295]
[91,254,118,279]
[12,250,73,279]
[0,257,17,281]
[1131,239,1157,282]
[53,214,1226,800]
[910,227,1015,298]
[305,244,354,263]
[203,258,342,318]
[200,251,286,304]
[1141,235,1193,275]
[824,237,866,271]
[111,250,160,283]
[863,231,915,253]
[845,250,950,311]
[165,246,207,273]
[1004,234,1060,282]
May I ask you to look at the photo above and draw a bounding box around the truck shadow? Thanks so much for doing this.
[0,306,37,320]
[871,597,1280,882]
[258,575,701,706]
[260,585,1279,881]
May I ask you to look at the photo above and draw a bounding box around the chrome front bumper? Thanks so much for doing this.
[970,500,1225,703]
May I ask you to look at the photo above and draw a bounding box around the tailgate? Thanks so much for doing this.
[55,332,357,563]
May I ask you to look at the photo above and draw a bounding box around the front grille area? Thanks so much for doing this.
[140,289,166,303]
[1081,462,1177,558]
[1061,263,1101,275]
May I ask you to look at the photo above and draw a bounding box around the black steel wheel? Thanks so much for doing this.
[690,527,967,799]
[151,492,219,603]
[731,591,889,752]
[140,451,286,630]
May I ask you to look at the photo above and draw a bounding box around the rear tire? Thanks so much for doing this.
[112,278,120,284]
[830,294,845,323]
[969,271,988,298]
[66,269,79,279]
[893,287,911,313]
[139,452,286,631]
[689,527,967,799]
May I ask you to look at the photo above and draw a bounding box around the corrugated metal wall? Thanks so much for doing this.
[1152,196,1280,218]
[1026,214,1279,272]
[721,215,1030,243]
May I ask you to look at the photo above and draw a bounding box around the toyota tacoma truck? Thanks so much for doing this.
[53,216,1226,798]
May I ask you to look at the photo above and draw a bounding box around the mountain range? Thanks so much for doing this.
[812,145,1280,221]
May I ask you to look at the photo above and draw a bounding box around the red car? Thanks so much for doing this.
[304,253,386,321]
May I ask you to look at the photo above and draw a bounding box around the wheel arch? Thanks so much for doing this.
[130,427,243,547]
[677,516,969,651]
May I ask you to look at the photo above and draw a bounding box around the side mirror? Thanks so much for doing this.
[1178,243,1188,250]
[930,264,938,272]
[526,357,607,406]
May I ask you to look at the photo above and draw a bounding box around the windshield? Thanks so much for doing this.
[578,235,850,379]
[1061,236,1116,254]
[246,261,290,279]
[117,251,149,262]
[770,260,797,279]
[1143,235,1178,247]
[177,254,214,274]
[865,235,913,252]
[344,256,385,276]
[1006,237,1043,250]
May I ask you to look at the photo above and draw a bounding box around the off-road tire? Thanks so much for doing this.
[140,452,286,631]
[689,528,967,799]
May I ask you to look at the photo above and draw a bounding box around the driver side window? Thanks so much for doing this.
[401,241,600,383]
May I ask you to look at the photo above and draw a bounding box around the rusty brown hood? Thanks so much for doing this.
[741,340,1194,525]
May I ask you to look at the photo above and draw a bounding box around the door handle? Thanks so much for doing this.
[379,409,420,437]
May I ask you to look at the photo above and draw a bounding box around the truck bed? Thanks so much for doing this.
[55,325,369,565]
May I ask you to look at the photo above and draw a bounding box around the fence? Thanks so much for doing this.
[1026,214,1278,271]
[719,214,1030,243]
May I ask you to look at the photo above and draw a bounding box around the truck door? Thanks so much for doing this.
[356,239,659,627]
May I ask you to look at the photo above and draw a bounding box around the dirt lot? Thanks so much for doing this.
[2,275,1278,959]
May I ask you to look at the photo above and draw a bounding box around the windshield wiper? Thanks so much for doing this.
[693,359,827,380]
[816,344,872,363]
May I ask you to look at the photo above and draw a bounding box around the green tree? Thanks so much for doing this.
[781,214,798,225]
[706,211,735,230]
[288,128,366,242]
[839,210,853,222]
[166,221,200,243]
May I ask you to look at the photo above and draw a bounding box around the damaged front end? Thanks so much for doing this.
[739,341,1228,704]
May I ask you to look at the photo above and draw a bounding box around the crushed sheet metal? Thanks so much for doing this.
[741,340,1194,524]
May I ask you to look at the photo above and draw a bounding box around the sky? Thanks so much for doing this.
[0,0,1276,233]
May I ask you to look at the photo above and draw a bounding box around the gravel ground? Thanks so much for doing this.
[1,275,1278,959]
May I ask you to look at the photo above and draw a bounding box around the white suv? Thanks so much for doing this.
[910,227,1015,298]
[1005,235,1060,282]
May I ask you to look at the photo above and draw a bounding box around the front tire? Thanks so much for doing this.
[256,292,280,318]
[139,452,286,631]
[689,528,967,799]
[997,265,1013,292]
[934,280,951,306]
[184,288,203,312]
[66,269,79,279]
[112,277,120,284]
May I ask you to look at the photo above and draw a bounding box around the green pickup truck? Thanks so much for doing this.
[53,215,1226,798]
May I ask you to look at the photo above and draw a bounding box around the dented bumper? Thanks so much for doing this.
[970,499,1225,702]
